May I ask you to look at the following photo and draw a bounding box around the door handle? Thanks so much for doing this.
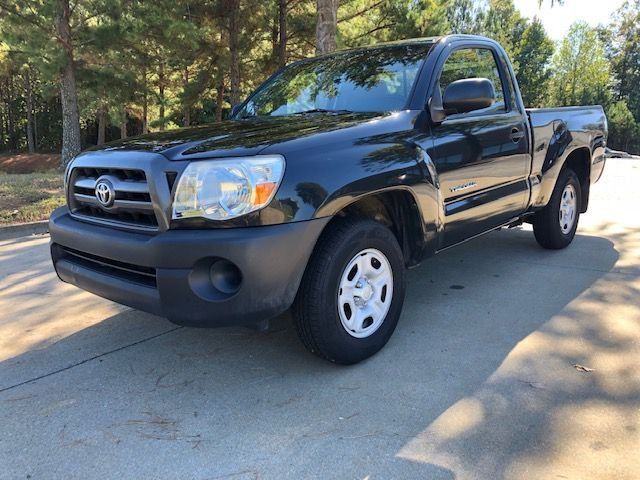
[511,128,525,143]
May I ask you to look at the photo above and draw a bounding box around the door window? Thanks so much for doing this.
[439,48,507,116]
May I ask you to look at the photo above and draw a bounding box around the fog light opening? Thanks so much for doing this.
[189,257,243,301]
[209,259,242,294]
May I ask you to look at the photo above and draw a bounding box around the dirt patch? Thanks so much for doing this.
[0,153,62,174]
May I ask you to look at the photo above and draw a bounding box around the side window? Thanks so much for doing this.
[439,48,506,115]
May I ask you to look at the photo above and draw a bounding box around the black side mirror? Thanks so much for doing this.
[230,104,241,118]
[443,78,495,115]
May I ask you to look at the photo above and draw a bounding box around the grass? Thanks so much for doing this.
[0,171,65,225]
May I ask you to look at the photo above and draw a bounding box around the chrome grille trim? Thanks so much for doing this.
[74,176,150,194]
[72,193,155,211]
[68,166,159,231]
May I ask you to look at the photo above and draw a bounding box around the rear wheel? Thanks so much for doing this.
[292,217,406,364]
[533,168,581,249]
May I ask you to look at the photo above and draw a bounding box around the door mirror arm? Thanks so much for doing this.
[427,87,446,125]
[230,104,241,118]
[428,97,446,125]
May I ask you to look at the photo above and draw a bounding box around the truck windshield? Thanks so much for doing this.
[236,44,432,118]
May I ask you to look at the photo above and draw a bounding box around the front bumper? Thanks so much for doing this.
[49,207,329,327]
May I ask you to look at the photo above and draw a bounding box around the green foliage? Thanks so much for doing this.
[514,18,554,107]
[607,100,639,152]
[337,0,451,47]
[480,0,527,61]
[0,0,637,154]
[406,0,451,37]
[446,0,483,34]
[609,0,640,124]
[548,22,612,107]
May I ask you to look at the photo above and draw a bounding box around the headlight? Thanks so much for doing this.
[172,155,285,221]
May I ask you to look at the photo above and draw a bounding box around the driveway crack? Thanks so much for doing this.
[0,326,183,394]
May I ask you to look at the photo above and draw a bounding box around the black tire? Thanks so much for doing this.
[292,217,406,364]
[533,168,582,249]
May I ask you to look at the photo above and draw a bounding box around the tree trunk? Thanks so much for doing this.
[0,81,5,151]
[216,74,225,122]
[97,106,106,145]
[278,0,287,67]
[55,0,82,166]
[7,76,16,151]
[271,12,278,64]
[316,0,339,55]
[33,109,39,150]
[120,110,127,139]
[24,70,35,153]
[229,0,241,106]
[183,66,190,127]
[158,63,166,131]
[142,63,149,134]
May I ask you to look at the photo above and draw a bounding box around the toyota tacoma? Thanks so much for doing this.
[49,35,608,364]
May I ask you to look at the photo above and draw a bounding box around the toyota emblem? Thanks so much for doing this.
[95,179,115,207]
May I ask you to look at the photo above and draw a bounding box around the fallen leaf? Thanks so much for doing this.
[520,380,546,389]
[573,364,595,372]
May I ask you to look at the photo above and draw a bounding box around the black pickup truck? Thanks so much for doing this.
[49,35,607,364]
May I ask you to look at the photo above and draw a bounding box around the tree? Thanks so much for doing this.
[316,0,339,54]
[0,0,127,163]
[515,18,554,107]
[609,1,640,123]
[481,0,527,60]
[0,0,83,164]
[608,100,639,152]
[446,0,483,34]
[227,0,242,105]
[278,0,287,67]
[407,0,451,37]
[54,0,81,162]
[548,22,612,107]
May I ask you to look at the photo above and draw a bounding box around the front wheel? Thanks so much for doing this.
[533,168,582,249]
[292,218,406,364]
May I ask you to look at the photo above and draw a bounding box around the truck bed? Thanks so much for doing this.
[526,105,607,208]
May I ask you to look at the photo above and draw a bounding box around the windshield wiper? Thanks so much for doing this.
[291,108,353,115]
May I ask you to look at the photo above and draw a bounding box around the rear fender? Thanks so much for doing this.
[530,121,596,211]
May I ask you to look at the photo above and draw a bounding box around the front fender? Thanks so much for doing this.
[310,142,441,259]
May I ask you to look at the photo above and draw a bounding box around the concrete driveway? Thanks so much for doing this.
[1,160,639,480]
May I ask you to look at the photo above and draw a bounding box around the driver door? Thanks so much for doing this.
[427,46,530,248]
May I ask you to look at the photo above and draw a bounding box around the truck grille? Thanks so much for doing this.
[68,167,158,231]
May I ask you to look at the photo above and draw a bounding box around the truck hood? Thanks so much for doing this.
[84,113,383,161]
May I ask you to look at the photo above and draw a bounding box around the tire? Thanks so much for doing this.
[533,168,582,249]
[292,217,406,364]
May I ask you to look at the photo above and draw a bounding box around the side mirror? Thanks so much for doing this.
[443,78,495,115]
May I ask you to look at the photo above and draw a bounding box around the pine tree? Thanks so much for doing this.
[515,18,554,107]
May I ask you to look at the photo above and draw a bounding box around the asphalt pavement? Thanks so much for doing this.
[0,159,638,479]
